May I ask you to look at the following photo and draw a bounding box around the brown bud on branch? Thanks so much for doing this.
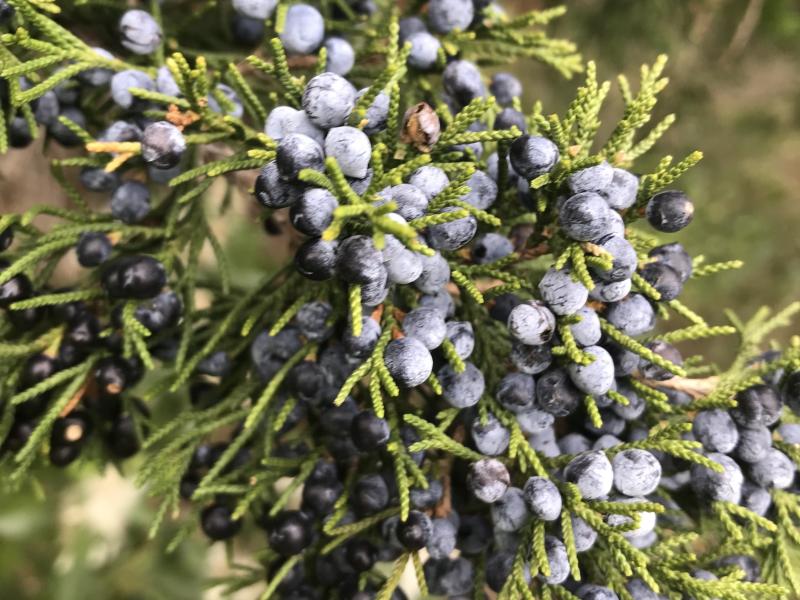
[400,102,441,152]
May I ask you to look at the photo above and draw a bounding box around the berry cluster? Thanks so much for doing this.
[1,225,157,467]
[0,1,798,599]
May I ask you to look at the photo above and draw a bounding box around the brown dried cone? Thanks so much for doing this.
[400,102,441,152]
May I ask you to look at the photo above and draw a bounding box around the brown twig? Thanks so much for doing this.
[286,55,318,69]
[434,425,466,518]
[59,377,92,417]
[640,375,720,399]
[520,240,551,259]
[446,277,505,296]
[370,304,384,322]
[434,468,452,518]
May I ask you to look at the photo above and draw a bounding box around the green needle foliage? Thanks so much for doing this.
[0,0,799,598]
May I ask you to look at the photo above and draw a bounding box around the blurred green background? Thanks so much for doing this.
[2,1,799,597]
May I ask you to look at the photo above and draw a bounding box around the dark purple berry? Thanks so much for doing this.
[102,255,166,299]
[646,190,694,233]
[267,510,313,556]
[201,504,242,540]
[351,411,390,451]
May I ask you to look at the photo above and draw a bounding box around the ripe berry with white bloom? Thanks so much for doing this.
[402,307,447,350]
[141,121,186,169]
[325,126,371,178]
[409,165,450,200]
[523,476,562,521]
[692,409,739,454]
[290,188,338,236]
[567,161,614,194]
[511,342,552,375]
[428,0,474,33]
[559,192,613,241]
[407,31,441,71]
[639,261,683,301]
[649,242,693,282]
[509,135,559,180]
[542,536,570,584]
[255,161,303,208]
[536,367,582,417]
[490,72,522,106]
[427,208,478,251]
[612,449,662,496]
[324,37,355,75]
[605,293,656,336]
[590,278,631,303]
[233,0,278,19]
[445,321,474,358]
[276,133,325,181]
[592,235,637,283]
[438,361,485,408]
[691,452,743,503]
[567,345,615,395]
[601,168,639,210]
[564,451,614,500]
[280,4,325,55]
[110,70,154,110]
[468,458,510,503]
[570,306,602,347]
[384,337,433,388]
[295,238,338,281]
[471,413,510,456]
[734,425,772,464]
[607,495,657,539]
[507,300,556,346]
[442,60,485,108]
[414,251,450,294]
[111,181,150,224]
[461,170,498,210]
[302,72,356,129]
[495,372,536,413]
[538,268,588,316]
[748,448,796,489]
[265,106,324,145]
[119,10,162,55]
[383,238,423,285]
[491,486,529,531]
[336,235,385,285]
